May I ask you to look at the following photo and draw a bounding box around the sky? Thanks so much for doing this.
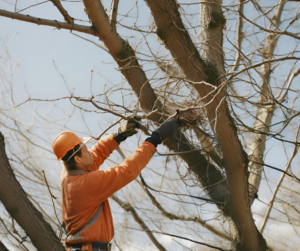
[0,0,300,250]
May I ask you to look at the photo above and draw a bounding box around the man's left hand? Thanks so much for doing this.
[118,117,141,137]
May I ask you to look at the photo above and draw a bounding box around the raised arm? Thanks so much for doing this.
[89,133,119,171]
[86,141,156,203]
[86,118,179,202]
[89,118,141,171]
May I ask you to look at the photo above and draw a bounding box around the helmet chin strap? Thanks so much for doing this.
[67,142,85,162]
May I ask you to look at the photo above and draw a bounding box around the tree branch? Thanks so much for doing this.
[0,241,9,251]
[79,0,229,213]
[82,0,123,53]
[144,0,267,249]
[109,0,120,33]
[0,132,64,251]
[50,0,74,24]
[248,0,285,206]
[192,126,224,168]
[231,0,245,73]
[239,9,300,40]
[0,0,229,220]
[277,67,300,102]
[260,124,300,232]
[0,9,96,35]
[110,194,167,251]
[115,146,230,240]
[135,179,232,241]
[151,230,225,251]
[228,0,245,97]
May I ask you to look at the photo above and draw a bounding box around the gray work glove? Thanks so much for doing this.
[118,117,141,137]
[153,118,179,142]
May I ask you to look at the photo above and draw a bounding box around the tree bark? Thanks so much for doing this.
[0,0,229,215]
[0,132,65,251]
[82,0,229,210]
[248,0,285,206]
[0,0,230,242]
[82,0,123,53]
[0,9,95,36]
[50,0,74,24]
[199,0,225,75]
[199,0,239,245]
[143,0,267,250]
[0,241,9,251]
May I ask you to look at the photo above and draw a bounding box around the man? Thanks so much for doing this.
[52,118,178,251]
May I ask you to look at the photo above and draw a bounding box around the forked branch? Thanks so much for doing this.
[50,0,74,24]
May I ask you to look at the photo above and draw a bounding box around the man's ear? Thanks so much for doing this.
[74,155,81,163]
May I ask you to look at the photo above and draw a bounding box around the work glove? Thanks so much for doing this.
[118,117,141,137]
[145,118,179,147]
[153,118,179,142]
[114,116,142,143]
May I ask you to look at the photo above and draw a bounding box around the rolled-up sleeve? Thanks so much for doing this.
[86,142,156,203]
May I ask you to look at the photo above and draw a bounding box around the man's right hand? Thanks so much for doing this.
[153,118,179,142]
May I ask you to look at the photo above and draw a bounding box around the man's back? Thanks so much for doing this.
[61,170,114,245]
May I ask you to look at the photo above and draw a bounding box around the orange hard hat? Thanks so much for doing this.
[52,131,91,161]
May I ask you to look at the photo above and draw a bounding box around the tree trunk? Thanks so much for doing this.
[82,0,229,210]
[0,3,229,213]
[143,0,267,249]
[199,0,239,245]
[0,132,65,251]
[112,38,229,211]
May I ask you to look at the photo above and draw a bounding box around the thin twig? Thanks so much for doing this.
[260,124,300,232]
[42,170,61,226]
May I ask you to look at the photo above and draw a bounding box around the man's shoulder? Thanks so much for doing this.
[60,167,68,187]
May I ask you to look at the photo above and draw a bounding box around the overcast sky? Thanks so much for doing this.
[0,0,300,250]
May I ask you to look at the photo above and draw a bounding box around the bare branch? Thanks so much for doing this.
[260,124,300,232]
[109,0,120,33]
[50,0,74,24]
[192,126,224,168]
[68,2,228,215]
[151,230,225,251]
[110,194,167,251]
[248,0,285,206]
[277,67,300,102]
[135,180,232,241]
[82,0,123,53]
[239,9,300,40]
[230,0,245,73]
[0,132,64,251]
[0,241,9,251]
[144,0,266,249]
[0,9,96,35]
[115,147,229,240]
[42,170,61,226]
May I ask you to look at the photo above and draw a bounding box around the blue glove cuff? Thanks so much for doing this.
[114,133,127,144]
[145,132,162,147]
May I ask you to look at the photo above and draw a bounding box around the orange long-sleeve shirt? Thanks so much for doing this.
[60,133,156,246]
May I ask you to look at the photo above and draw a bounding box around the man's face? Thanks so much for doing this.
[76,144,94,168]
